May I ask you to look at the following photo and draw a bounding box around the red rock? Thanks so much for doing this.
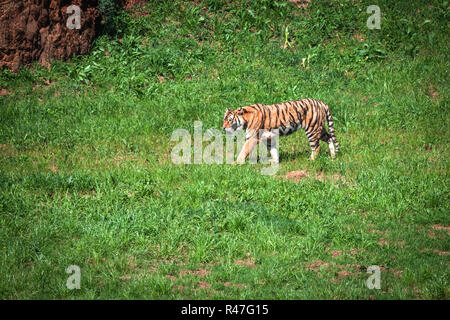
[0,1,149,72]
[0,0,103,71]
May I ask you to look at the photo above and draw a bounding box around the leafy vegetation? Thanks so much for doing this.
[0,0,448,299]
[98,0,119,35]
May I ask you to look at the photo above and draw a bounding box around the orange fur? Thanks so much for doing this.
[223,99,339,162]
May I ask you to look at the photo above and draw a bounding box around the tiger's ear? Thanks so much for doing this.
[226,108,230,112]
[238,107,244,115]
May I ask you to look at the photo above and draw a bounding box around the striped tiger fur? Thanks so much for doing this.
[222,99,340,163]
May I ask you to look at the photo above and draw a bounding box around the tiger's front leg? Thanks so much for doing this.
[233,135,259,164]
[261,136,279,164]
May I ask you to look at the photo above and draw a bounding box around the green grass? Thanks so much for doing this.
[0,0,448,299]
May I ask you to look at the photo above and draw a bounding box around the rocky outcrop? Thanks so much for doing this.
[0,0,101,72]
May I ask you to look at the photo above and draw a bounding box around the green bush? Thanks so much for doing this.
[98,0,119,35]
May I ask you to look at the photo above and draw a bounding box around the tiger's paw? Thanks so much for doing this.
[268,158,279,164]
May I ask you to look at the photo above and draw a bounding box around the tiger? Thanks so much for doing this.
[222,98,340,164]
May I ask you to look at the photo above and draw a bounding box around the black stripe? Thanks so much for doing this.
[290,113,296,126]
[254,104,264,128]
[262,106,267,128]
[280,105,286,126]
[306,109,313,129]
[298,100,307,113]
[274,104,280,127]
[247,105,260,129]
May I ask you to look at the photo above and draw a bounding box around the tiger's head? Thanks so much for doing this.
[222,107,247,134]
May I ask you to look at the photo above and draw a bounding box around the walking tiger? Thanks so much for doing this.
[222,99,340,164]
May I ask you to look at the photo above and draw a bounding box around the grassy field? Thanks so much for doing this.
[0,0,448,299]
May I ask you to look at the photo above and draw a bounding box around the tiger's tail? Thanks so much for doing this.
[324,104,340,153]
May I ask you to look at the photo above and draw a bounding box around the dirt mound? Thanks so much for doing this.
[288,0,311,9]
[284,170,309,182]
[280,170,352,186]
[0,0,102,71]
[0,0,149,72]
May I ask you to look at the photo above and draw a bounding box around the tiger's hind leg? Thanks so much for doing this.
[306,129,321,160]
[319,129,336,159]
[310,143,320,160]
